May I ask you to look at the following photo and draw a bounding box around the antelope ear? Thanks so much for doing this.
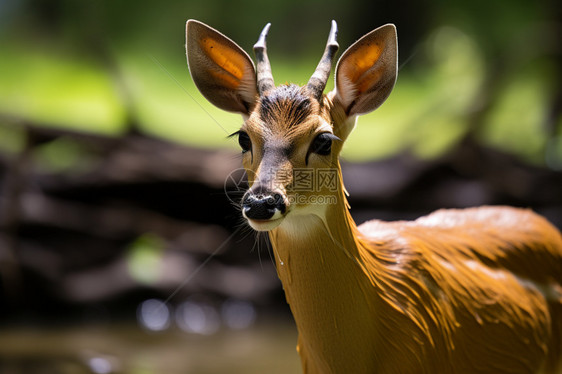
[333,24,398,117]
[186,20,258,115]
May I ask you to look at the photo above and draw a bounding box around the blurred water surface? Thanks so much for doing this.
[0,319,300,374]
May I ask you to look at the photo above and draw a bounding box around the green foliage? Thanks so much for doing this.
[480,63,556,164]
[0,0,559,165]
[0,42,127,135]
[33,137,100,173]
[126,234,166,286]
[0,125,25,154]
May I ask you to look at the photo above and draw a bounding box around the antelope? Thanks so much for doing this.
[186,20,562,373]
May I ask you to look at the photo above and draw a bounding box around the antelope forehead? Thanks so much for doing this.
[259,85,315,126]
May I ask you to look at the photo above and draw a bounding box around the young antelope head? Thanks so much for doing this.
[186,20,397,231]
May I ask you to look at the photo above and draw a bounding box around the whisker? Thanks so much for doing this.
[263,232,276,268]
[160,225,243,307]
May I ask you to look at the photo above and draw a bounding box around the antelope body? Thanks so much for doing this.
[186,20,562,374]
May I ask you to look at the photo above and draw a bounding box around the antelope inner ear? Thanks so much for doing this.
[333,24,398,117]
[186,20,258,115]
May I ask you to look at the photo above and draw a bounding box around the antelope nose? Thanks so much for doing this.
[242,193,285,220]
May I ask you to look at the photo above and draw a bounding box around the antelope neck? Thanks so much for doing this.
[268,175,382,373]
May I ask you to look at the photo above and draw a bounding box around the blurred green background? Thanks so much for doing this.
[1,0,560,163]
[0,0,561,373]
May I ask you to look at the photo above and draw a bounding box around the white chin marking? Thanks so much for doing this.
[247,217,284,231]
[243,209,285,232]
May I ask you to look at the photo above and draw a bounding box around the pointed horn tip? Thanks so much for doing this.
[328,20,339,48]
[253,23,272,50]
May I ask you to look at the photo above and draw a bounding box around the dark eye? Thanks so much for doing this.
[306,133,340,164]
[237,131,252,153]
[310,133,335,156]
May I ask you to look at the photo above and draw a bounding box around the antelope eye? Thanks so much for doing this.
[237,131,252,153]
[310,133,334,156]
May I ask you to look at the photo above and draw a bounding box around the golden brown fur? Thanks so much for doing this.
[269,168,562,374]
[358,207,562,373]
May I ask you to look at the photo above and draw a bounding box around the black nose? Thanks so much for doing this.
[242,193,285,220]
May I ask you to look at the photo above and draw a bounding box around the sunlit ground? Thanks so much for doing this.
[0,318,300,374]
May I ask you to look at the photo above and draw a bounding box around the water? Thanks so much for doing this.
[0,320,300,374]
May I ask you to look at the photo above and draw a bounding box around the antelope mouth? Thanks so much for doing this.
[243,208,286,231]
[246,216,284,231]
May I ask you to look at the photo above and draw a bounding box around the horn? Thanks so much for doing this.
[307,20,339,101]
[253,23,275,96]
